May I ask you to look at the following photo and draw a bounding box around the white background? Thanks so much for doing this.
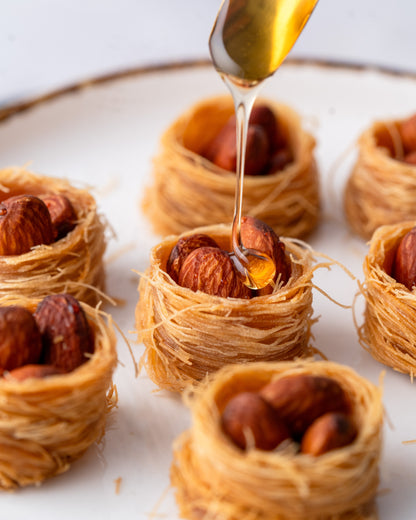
[1,0,416,105]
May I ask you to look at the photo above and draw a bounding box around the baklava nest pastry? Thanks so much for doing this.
[0,293,117,489]
[136,223,315,393]
[171,360,383,520]
[360,220,416,374]
[142,95,320,238]
[344,113,416,240]
[0,167,107,305]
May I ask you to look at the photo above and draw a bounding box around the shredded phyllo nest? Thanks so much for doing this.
[0,166,107,305]
[344,118,416,240]
[135,224,319,393]
[0,294,117,489]
[142,95,320,238]
[359,221,416,375]
[171,360,383,520]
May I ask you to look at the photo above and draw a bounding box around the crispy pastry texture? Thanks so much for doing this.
[171,360,383,520]
[136,224,315,392]
[0,295,117,489]
[344,118,416,240]
[360,220,416,374]
[0,167,107,305]
[143,95,320,238]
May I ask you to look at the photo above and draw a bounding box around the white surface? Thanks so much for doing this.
[1,0,416,105]
[0,61,415,519]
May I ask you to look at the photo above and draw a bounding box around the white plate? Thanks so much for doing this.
[0,60,415,520]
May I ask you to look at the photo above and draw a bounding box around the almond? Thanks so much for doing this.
[399,114,416,153]
[7,364,65,381]
[0,306,42,371]
[267,148,293,174]
[240,216,291,286]
[249,104,286,150]
[221,392,290,450]
[393,227,416,290]
[0,195,54,255]
[300,412,357,456]
[34,294,94,372]
[39,193,77,240]
[203,119,270,175]
[167,233,220,283]
[178,246,251,298]
[260,374,349,438]
[403,150,416,165]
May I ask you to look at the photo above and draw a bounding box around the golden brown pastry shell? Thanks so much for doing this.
[0,294,117,489]
[360,220,416,374]
[0,167,107,305]
[344,117,416,240]
[171,360,383,520]
[136,223,315,392]
[142,95,320,238]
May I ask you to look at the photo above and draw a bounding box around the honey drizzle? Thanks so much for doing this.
[209,0,318,290]
[225,76,276,290]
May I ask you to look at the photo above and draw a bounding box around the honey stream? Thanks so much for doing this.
[209,0,318,289]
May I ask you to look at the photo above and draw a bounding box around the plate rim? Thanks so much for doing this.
[1,56,416,123]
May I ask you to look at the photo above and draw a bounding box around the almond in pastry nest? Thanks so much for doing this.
[359,220,416,374]
[142,95,320,239]
[345,112,416,239]
[0,167,107,305]
[0,293,117,489]
[136,222,315,392]
[171,360,383,520]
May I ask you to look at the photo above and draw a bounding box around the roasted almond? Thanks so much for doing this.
[34,294,94,372]
[0,306,42,371]
[7,364,65,381]
[300,412,357,456]
[0,195,54,255]
[204,119,270,175]
[399,114,416,153]
[221,391,290,450]
[178,246,251,298]
[249,104,287,150]
[39,193,77,240]
[393,227,416,290]
[167,233,220,283]
[267,148,293,174]
[240,216,291,286]
[260,374,349,438]
[403,150,416,165]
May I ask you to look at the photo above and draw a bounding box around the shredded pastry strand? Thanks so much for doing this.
[142,95,320,238]
[0,167,107,305]
[171,360,383,520]
[344,119,416,240]
[0,294,117,489]
[136,224,315,392]
[359,221,416,375]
